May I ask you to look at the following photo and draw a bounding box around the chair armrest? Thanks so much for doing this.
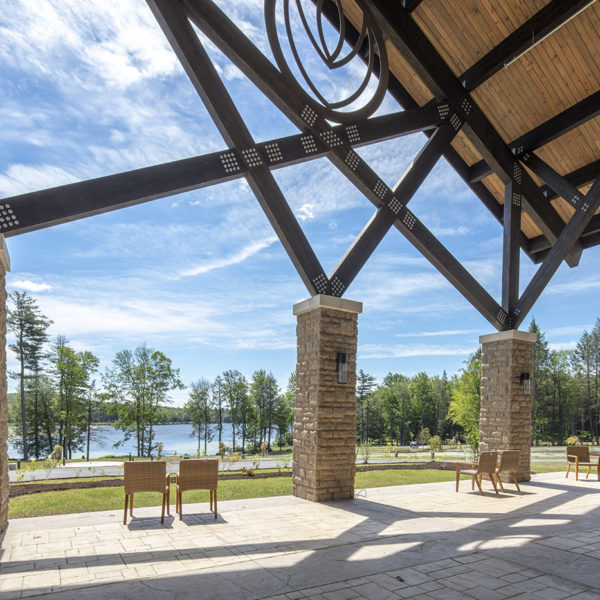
[165,473,172,485]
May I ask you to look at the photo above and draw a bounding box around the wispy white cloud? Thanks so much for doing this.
[180,236,278,277]
[549,341,577,351]
[359,343,476,360]
[9,280,52,293]
[0,164,79,196]
[395,329,479,338]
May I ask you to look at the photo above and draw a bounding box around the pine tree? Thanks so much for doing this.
[7,291,52,460]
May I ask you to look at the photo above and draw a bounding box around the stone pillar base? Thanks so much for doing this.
[480,330,536,481]
[293,295,362,502]
[0,236,10,532]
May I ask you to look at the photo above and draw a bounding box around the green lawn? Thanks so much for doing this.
[8,462,565,519]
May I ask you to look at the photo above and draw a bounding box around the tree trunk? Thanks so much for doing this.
[20,357,28,460]
[86,400,92,462]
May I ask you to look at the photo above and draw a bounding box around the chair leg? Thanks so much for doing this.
[179,491,183,521]
[511,472,521,492]
[123,494,129,525]
[566,464,571,478]
[489,472,498,494]
[586,466,591,479]
[214,490,217,519]
[473,475,483,495]
[496,473,505,493]
[161,494,166,524]
[455,469,460,492]
[575,458,579,481]
[130,493,134,516]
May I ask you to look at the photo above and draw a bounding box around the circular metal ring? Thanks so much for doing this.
[265,0,389,124]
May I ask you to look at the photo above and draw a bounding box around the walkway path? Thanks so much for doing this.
[1,472,599,599]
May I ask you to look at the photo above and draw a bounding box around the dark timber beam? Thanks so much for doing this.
[502,183,521,323]
[370,0,583,268]
[184,0,505,327]
[0,108,428,237]
[528,213,600,257]
[148,0,327,294]
[331,121,459,290]
[470,91,600,182]
[540,158,600,201]
[521,153,582,209]
[459,0,595,91]
[515,178,600,328]
[402,0,424,12]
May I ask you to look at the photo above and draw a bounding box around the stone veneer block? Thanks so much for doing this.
[479,329,536,481]
[0,235,9,532]
[293,295,362,501]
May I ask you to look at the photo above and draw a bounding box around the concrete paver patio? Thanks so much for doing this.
[1,472,599,599]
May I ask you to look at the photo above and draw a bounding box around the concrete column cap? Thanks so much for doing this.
[479,329,537,344]
[0,235,10,271]
[293,294,363,316]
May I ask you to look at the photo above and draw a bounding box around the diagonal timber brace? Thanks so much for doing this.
[514,178,600,328]
[147,0,326,295]
[181,0,506,328]
[369,0,583,269]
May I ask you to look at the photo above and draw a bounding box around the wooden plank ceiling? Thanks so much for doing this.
[346,0,600,253]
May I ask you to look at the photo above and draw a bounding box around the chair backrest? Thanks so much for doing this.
[178,459,219,492]
[567,446,590,463]
[124,461,166,494]
[476,451,498,473]
[497,450,519,472]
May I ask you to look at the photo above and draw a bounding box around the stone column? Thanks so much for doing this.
[0,236,10,531]
[479,330,536,481]
[292,295,362,502]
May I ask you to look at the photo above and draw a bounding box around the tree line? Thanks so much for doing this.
[7,292,294,460]
[8,291,600,460]
[355,318,600,451]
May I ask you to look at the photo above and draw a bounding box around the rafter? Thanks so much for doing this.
[540,158,600,201]
[369,0,583,268]
[469,91,600,182]
[515,178,600,328]
[459,0,595,91]
[528,213,600,257]
[521,153,582,209]
[1,109,430,237]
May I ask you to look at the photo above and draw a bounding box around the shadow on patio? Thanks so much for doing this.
[1,472,599,599]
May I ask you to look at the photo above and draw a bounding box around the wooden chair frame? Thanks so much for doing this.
[176,459,219,520]
[456,451,499,495]
[123,461,170,525]
[566,446,600,481]
[494,450,521,492]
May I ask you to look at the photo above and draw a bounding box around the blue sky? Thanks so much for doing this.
[1,0,599,405]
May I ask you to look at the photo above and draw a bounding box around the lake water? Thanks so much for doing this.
[8,423,235,459]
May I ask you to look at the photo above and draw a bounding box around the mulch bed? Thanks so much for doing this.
[10,461,456,497]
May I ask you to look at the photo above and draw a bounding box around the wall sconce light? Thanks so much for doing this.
[520,372,531,395]
[337,352,348,384]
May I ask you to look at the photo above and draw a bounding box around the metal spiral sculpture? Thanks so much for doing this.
[265,0,389,123]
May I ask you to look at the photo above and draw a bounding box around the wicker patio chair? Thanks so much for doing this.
[566,446,600,481]
[456,451,499,495]
[176,459,219,520]
[494,450,521,492]
[123,461,170,525]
